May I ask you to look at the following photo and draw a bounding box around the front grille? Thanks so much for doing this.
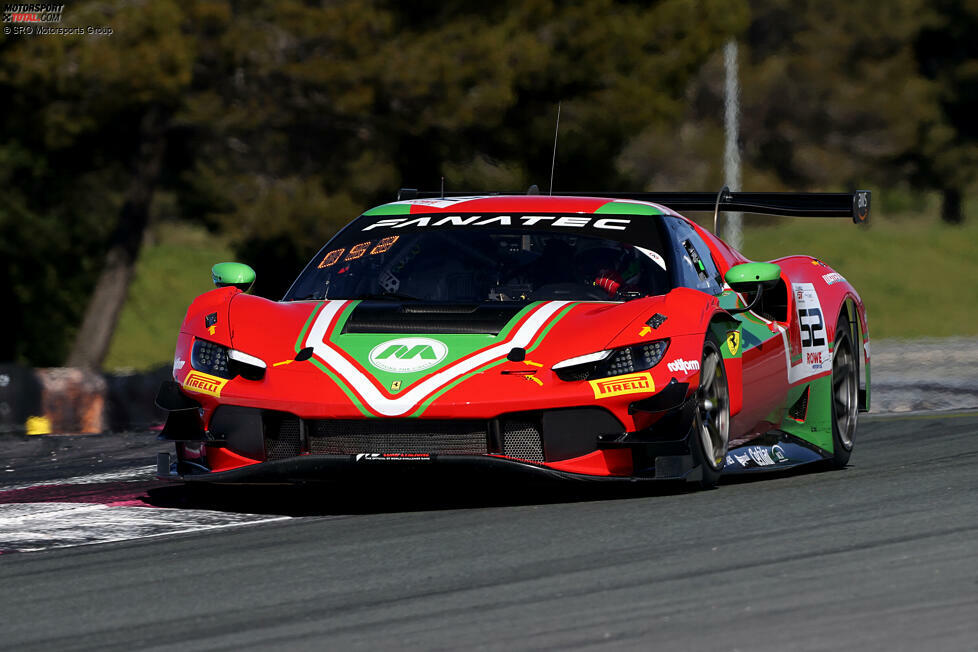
[308,419,488,455]
[502,422,544,462]
[265,414,301,460]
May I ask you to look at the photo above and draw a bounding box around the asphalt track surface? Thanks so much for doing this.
[1,412,977,651]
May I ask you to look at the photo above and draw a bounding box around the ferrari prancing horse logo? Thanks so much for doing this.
[726,330,741,356]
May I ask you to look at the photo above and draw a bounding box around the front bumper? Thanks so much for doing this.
[155,378,704,483]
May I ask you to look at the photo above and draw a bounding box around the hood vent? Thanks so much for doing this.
[341,301,526,335]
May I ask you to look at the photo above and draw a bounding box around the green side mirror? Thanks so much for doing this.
[212,262,256,292]
[724,262,781,292]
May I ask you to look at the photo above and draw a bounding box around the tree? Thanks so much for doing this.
[1,0,748,366]
[913,0,978,223]
[182,0,749,297]
[1,1,195,367]
[646,0,978,225]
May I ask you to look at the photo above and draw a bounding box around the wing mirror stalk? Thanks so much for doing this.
[723,262,781,315]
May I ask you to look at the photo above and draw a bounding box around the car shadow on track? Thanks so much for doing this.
[143,476,692,517]
[142,461,835,516]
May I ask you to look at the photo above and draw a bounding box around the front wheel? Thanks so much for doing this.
[690,336,730,488]
[830,318,858,468]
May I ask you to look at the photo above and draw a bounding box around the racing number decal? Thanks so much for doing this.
[798,308,825,348]
[793,283,831,373]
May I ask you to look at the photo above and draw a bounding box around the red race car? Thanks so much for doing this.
[156,189,871,487]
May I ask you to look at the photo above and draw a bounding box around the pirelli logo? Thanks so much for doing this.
[182,371,229,398]
[589,372,655,399]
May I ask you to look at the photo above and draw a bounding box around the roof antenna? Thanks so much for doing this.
[549,102,561,196]
[440,176,445,199]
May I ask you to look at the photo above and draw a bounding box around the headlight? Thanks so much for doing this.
[191,339,266,381]
[192,339,232,378]
[552,339,669,382]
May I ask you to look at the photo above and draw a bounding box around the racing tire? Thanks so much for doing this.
[690,335,730,488]
[829,318,858,468]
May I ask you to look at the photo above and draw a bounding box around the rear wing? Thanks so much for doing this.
[397,187,871,225]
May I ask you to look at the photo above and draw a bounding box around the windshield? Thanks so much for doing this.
[285,215,671,303]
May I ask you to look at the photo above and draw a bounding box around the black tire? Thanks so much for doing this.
[829,318,858,468]
[689,335,730,488]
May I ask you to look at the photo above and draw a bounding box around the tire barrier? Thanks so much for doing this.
[0,365,169,435]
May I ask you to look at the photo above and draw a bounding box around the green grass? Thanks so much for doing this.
[730,212,978,339]
[104,222,232,371]
[105,208,978,370]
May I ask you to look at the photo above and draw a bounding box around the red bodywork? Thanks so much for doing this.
[163,195,870,481]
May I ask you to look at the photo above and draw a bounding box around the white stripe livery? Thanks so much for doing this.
[305,300,570,417]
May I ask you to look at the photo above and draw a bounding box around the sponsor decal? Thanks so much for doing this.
[725,331,741,356]
[390,380,402,392]
[589,372,655,399]
[182,371,229,398]
[635,246,667,271]
[733,452,750,466]
[354,453,432,461]
[173,356,185,371]
[205,312,218,335]
[362,215,633,232]
[772,444,788,463]
[822,272,845,285]
[747,446,775,466]
[667,358,700,373]
[368,337,448,373]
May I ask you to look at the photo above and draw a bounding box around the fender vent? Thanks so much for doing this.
[788,386,810,422]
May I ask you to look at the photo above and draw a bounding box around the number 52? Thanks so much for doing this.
[799,307,825,347]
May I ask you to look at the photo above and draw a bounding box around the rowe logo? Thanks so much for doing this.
[368,337,448,373]
[589,372,655,399]
[182,371,229,398]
